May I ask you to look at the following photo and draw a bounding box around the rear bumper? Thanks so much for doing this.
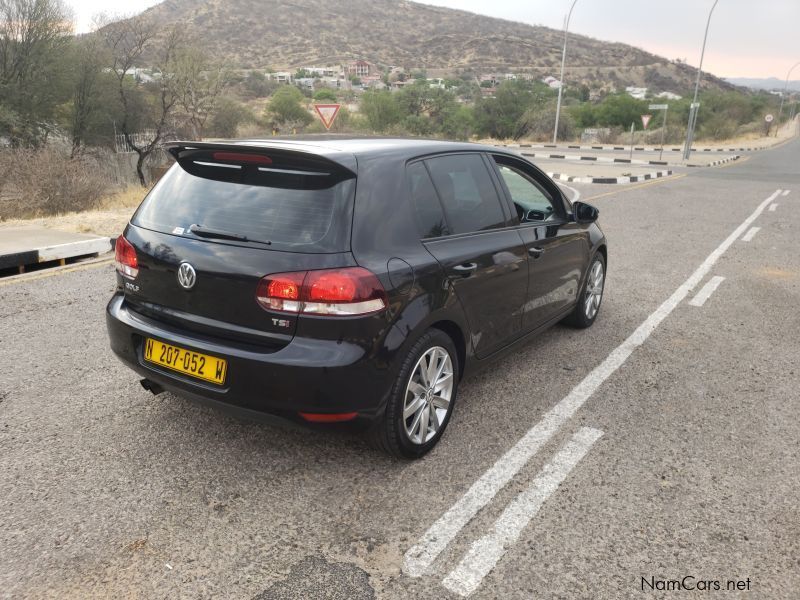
[106,293,394,423]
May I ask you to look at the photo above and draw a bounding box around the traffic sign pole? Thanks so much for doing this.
[659,106,668,161]
[649,103,669,161]
[629,122,635,160]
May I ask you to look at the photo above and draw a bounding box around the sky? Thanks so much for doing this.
[65,0,800,80]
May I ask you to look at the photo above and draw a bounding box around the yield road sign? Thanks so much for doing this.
[313,104,341,129]
[641,114,652,129]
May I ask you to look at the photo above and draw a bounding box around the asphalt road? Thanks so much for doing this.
[1,139,798,599]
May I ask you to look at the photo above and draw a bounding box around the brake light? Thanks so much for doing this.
[212,152,272,165]
[256,267,387,316]
[115,236,138,279]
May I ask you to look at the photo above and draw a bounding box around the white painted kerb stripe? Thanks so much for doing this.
[442,427,603,597]
[688,276,725,307]
[402,188,782,578]
[782,190,790,197]
[769,204,778,212]
[741,227,760,242]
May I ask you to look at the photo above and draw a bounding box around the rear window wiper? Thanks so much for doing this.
[188,224,272,245]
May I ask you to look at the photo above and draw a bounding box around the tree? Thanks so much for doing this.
[243,70,274,97]
[171,46,229,140]
[360,90,400,132]
[473,80,553,139]
[209,96,253,138]
[313,88,337,102]
[69,32,108,156]
[265,85,311,127]
[0,0,73,146]
[103,17,183,186]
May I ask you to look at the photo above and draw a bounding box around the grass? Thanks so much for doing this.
[0,185,149,238]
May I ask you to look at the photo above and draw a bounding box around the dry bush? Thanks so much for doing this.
[0,147,113,220]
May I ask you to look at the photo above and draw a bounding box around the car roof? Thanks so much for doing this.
[223,136,505,160]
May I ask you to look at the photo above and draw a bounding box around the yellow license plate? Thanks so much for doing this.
[144,338,227,385]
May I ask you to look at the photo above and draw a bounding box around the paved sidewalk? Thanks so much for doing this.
[0,226,111,272]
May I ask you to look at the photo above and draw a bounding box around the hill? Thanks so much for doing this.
[130,0,736,94]
[725,77,800,92]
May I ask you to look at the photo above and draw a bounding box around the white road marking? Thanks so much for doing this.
[741,227,761,242]
[442,428,603,597]
[769,204,778,212]
[688,276,725,307]
[402,188,782,578]
[782,190,790,197]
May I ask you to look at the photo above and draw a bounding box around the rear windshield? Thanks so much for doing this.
[132,163,356,253]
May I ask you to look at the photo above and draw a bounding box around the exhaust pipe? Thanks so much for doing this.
[140,378,164,395]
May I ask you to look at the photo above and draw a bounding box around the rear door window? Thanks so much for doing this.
[132,160,356,253]
[424,154,506,234]
[407,162,450,239]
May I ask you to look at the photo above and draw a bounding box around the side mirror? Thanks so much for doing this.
[572,201,599,224]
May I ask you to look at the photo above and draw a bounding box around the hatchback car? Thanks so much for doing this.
[107,138,606,458]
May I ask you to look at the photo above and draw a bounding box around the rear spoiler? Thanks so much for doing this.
[165,141,357,190]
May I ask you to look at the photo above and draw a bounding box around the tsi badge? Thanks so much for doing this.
[177,262,197,290]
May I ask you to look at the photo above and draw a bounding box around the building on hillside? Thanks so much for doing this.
[542,76,561,89]
[655,91,682,100]
[304,66,339,78]
[346,60,374,77]
[427,78,446,89]
[319,77,346,89]
[295,77,315,90]
[360,75,385,89]
[625,86,648,99]
[269,72,293,84]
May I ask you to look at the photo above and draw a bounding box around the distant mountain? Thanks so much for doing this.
[121,0,737,94]
[725,77,800,92]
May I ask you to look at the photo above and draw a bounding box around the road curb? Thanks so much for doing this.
[508,143,766,152]
[519,151,680,167]
[686,155,740,168]
[546,169,674,185]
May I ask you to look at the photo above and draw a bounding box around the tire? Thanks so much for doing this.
[563,253,605,329]
[368,329,459,459]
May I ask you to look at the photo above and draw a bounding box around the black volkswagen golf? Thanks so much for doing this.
[107,138,606,458]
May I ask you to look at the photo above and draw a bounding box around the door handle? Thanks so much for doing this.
[528,246,545,258]
[452,262,478,277]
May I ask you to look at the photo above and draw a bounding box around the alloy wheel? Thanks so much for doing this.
[584,260,604,320]
[402,346,454,445]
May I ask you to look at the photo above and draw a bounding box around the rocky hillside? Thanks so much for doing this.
[130,0,735,94]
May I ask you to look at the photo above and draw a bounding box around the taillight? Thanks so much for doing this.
[260,271,305,312]
[115,236,138,279]
[256,267,387,316]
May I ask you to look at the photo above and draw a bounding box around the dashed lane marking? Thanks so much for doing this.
[741,227,761,242]
[688,276,725,307]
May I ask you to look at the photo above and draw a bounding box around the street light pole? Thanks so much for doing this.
[683,0,719,161]
[553,0,579,145]
[776,60,800,137]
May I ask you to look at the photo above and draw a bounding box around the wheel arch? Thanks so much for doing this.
[429,319,466,380]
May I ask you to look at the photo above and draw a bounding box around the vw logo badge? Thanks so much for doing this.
[177,262,197,290]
